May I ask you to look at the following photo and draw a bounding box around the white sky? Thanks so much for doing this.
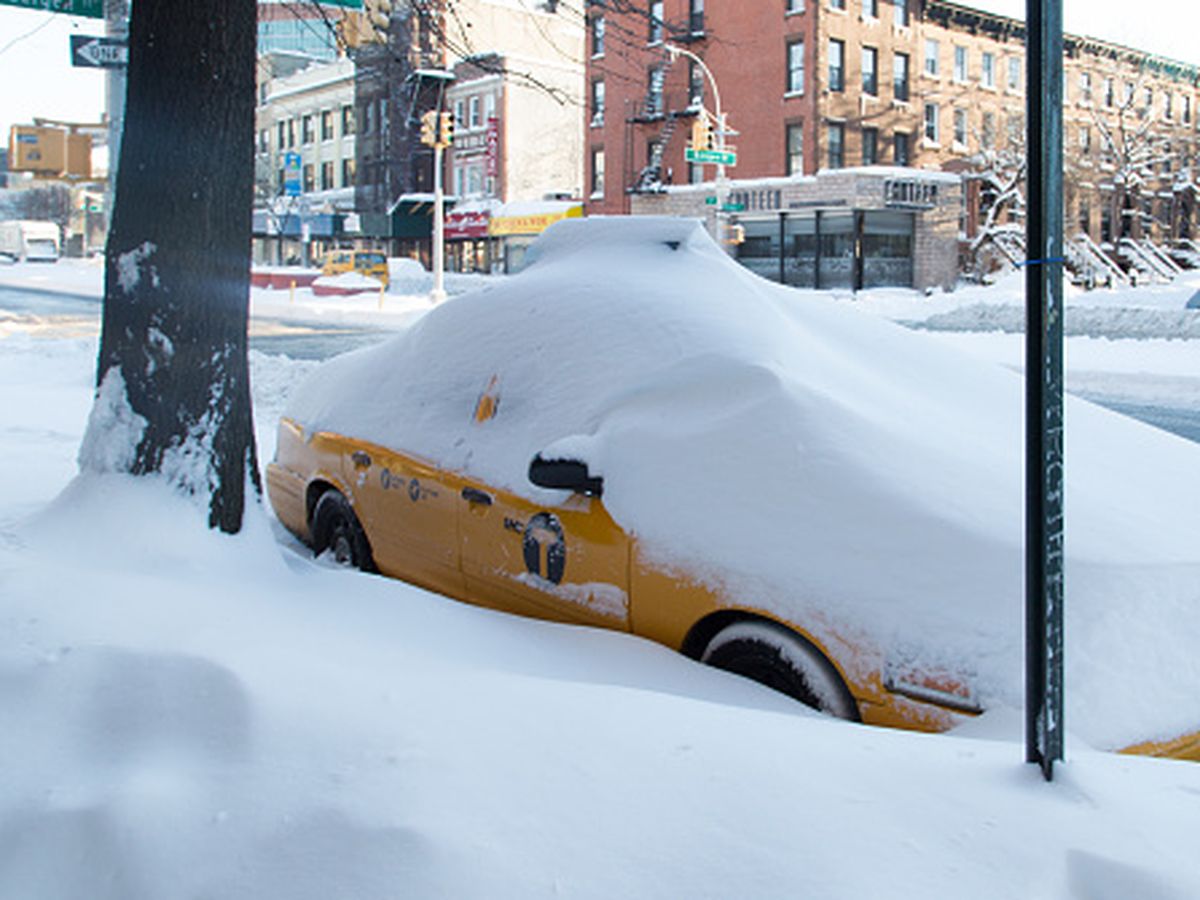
[0,2,1197,145]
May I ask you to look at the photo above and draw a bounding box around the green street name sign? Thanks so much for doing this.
[2,0,103,17]
[685,147,738,167]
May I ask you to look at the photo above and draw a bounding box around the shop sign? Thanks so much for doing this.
[445,210,490,240]
[486,117,499,177]
[489,206,581,237]
[884,178,939,209]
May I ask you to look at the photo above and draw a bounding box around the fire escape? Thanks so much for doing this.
[627,12,706,195]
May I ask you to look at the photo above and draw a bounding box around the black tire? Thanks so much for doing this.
[701,620,859,720]
[311,491,375,572]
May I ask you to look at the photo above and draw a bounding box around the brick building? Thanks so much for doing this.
[585,0,1200,267]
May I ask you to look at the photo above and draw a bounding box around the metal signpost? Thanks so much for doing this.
[1025,0,1066,782]
[69,34,128,68]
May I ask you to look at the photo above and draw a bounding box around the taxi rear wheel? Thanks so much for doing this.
[701,620,859,720]
[311,491,375,572]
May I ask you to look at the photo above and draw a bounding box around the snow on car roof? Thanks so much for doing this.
[286,217,1200,750]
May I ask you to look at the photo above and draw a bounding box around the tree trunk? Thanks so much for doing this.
[89,0,259,533]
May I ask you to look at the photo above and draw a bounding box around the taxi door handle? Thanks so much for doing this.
[461,487,493,506]
[351,450,372,468]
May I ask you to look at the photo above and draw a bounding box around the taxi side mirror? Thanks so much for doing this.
[528,455,604,498]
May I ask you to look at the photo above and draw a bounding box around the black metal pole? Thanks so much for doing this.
[1025,0,1065,781]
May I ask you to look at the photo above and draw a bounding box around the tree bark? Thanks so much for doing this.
[92,0,259,533]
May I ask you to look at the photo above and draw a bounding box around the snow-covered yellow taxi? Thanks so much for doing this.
[269,218,1200,760]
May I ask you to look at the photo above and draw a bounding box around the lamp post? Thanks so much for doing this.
[664,43,730,246]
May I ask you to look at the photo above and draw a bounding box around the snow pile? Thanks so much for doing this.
[3,328,1200,898]
[286,217,1200,751]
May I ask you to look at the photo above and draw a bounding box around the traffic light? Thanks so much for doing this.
[420,110,438,147]
[691,115,714,152]
[438,111,454,147]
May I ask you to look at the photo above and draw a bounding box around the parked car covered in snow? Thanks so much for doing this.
[268,217,1200,760]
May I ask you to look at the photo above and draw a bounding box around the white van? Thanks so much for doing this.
[0,220,60,262]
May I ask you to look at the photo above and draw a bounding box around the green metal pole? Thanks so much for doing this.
[1025,0,1065,781]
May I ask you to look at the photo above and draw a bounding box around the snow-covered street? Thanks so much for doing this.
[2,260,1200,898]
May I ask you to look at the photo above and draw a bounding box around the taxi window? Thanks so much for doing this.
[359,253,386,266]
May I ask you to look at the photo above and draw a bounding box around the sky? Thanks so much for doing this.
[0,2,1197,145]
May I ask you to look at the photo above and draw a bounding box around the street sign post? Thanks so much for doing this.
[70,34,128,68]
[2,0,102,17]
[685,147,738,167]
[1025,0,1066,783]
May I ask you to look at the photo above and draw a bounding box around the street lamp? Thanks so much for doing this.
[664,42,731,246]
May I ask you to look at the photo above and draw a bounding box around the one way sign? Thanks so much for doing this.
[70,34,129,69]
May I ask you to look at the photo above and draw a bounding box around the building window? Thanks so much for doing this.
[363,102,374,134]
[981,111,995,148]
[787,39,805,94]
[302,114,314,144]
[924,103,939,142]
[454,99,465,129]
[469,96,481,129]
[648,0,663,43]
[827,122,844,169]
[953,108,967,146]
[1104,77,1114,107]
[1078,71,1091,104]
[319,110,332,141]
[302,163,314,193]
[863,0,878,17]
[689,0,704,33]
[924,38,939,77]
[689,162,704,184]
[830,0,845,9]
[828,39,845,92]
[862,46,878,96]
[277,121,286,149]
[1078,198,1090,236]
[287,118,296,147]
[1165,92,1174,120]
[1184,95,1191,124]
[590,147,605,197]
[591,79,605,126]
[341,157,355,188]
[893,0,908,27]
[689,59,705,107]
[786,0,804,12]
[1079,125,1091,154]
[981,52,995,88]
[320,160,333,190]
[591,13,605,56]
[953,46,967,82]
[258,129,269,153]
[893,132,910,165]
[786,122,804,174]
[277,168,284,196]
[647,65,665,116]
[1123,82,1134,106]
[342,105,354,136]
[862,126,878,165]
[485,93,496,121]
[1008,57,1021,91]
[893,52,910,102]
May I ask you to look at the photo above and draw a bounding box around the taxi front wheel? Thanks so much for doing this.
[311,491,376,573]
[701,620,859,720]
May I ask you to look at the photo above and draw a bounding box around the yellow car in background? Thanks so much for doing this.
[321,248,389,287]
[270,217,1200,762]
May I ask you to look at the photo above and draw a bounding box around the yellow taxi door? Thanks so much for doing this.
[457,483,631,631]
[344,443,466,599]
